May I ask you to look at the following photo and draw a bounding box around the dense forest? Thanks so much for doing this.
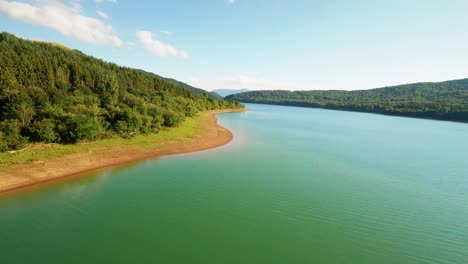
[0,32,242,151]
[227,80,468,122]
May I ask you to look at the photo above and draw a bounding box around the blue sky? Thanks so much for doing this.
[1,0,468,91]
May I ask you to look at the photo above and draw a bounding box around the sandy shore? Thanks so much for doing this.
[0,109,244,194]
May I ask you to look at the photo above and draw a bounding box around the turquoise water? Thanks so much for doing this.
[1,104,467,263]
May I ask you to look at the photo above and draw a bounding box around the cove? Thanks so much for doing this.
[1,103,467,263]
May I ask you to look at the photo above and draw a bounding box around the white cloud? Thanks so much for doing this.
[95,0,116,3]
[96,10,109,19]
[228,0,236,5]
[188,75,309,91]
[0,0,123,47]
[160,30,172,36]
[136,30,188,59]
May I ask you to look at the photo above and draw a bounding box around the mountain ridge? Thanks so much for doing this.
[226,78,468,122]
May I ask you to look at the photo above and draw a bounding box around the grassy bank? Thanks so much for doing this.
[0,113,202,168]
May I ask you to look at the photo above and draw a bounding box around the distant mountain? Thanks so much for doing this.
[213,89,251,98]
[226,79,468,122]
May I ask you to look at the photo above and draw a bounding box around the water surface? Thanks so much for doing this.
[1,104,467,263]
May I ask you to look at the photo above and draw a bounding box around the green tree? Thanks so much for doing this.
[0,120,27,150]
[30,119,57,143]
[66,114,102,142]
[163,111,184,127]
[0,131,8,152]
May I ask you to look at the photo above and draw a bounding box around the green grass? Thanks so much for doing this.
[0,114,202,168]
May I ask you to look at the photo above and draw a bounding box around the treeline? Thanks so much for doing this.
[226,80,468,122]
[162,76,223,99]
[0,32,242,151]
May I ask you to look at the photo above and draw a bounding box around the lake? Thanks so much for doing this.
[1,103,467,263]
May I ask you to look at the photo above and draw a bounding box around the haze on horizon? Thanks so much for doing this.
[1,0,467,91]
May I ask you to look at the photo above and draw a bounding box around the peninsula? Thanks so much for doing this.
[0,109,244,194]
[0,32,244,193]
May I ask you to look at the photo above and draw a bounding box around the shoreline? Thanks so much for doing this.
[0,109,245,195]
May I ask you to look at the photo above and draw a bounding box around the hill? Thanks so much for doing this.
[133,69,222,99]
[163,77,223,99]
[226,79,468,122]
[213,89,250,98]
[0,32,242,151]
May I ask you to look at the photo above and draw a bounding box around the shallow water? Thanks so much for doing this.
[1,104,467,263]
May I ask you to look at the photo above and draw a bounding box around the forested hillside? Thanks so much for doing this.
[227,80,468,122]
[163,77,223,99]
[0,32,242,151]
[134,69,222,99]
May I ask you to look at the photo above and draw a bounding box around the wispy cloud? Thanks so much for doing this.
[96,10,109,19]
[0,0,123,47]
[136,30,188,59]
[228,0,236,5]
[160,30,173,36]
[95,0,117,3]
[188,75,309,91]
